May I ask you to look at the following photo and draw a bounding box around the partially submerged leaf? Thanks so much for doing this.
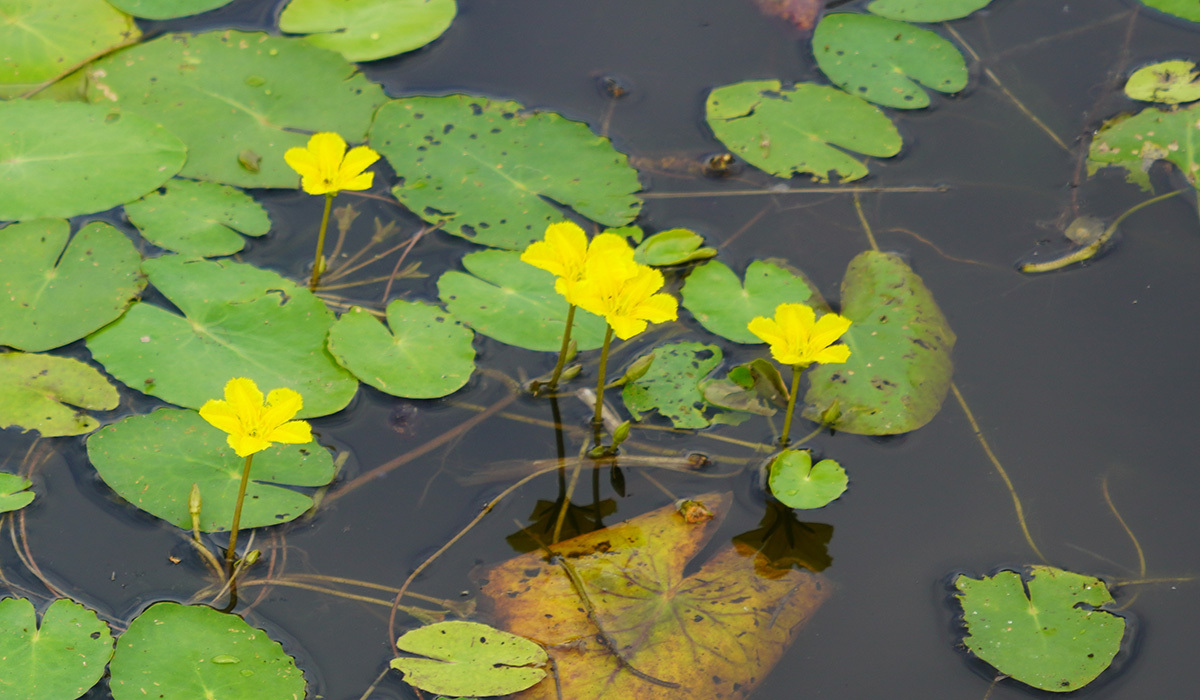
[681,259,824,344]
[702,358,788,416]
[0,473,35,513]
[1125,60,1200,104]
[280,0,457,61]
[0,598,114,700]
[390,621,548,697]
[767,449,848,509]
[1138,0,1200,22]
[633,228,717,267]
[866,0,992,22]
[0,353,119,437]
[106,0,235,19]
[1088,101,1200,195]
[125,179,271,257]
[621,342,722,429]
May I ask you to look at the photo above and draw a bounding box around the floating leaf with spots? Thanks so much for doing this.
[866,0,992,22]
[125,179,271,257]
[621,342,722,429]
[1124,60,1200,104]
[0,353,119,437]
[1089,101,1200,196]
[0,598,114,700]
[390,621,547,697]
[279,0,457,61]
[681,259,824,344]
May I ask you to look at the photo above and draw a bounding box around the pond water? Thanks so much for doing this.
[4,0,1200,698]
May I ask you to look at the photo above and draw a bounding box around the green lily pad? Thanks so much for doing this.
[437,250,608,352]
[370,95,642,249]
[0,0,139,99]
[802,251,955,435]
[767,449,847,509]
[1125,61,1200,104]
[105,0,234,19]
[0,220,144,352]
[681,259,823,344]
[621,342,723,429]
[813,13,967,110]
[0,352,119,437]
[110,602,305,700]
[0,598,114,700]
[1139,0,1200,22]
[706,80,902,182]
[390,621,547,697]
[634,228,717,267]
[0,473,35,513]
[1088,101,1200,195]
[87,408,334,531]
[955,566,1125,692]
[328,301,475,399]
[125,179,271,257]
[866,0,992,22]
[280,0,457,62]
[702,358,788,417]
[85,31,387,188]
[0,100,186,221]
[86,255,357,418]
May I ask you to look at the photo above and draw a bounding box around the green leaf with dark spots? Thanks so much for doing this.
[125,179,271,257]
[0,352,119,437]
[622,342,722,429]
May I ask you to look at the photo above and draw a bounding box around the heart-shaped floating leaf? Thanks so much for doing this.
[1125,60,1200,104]
[813,13,967,109]
[391,621,547,697]
[87,408,333,531]
[125,179,271,257]
[109,602,305,700]
[477,492,831,699]
[1089,102,1200,195]
[0,352,119,437]
[866,0,992,22]
[681,259,824,344]
[0,220,144,352]
[0,100,186,221]
[370,95,642,249]
[1138,0,1200,22]
[280,0,457,61]
[0,473,35,513]
[802,251,955,435]
[621,342,722,429]
[955,566,1126,692]
[85,31,387,188]
[438,250,608,352]
[87,255,357,418]
[105,0,235,19]
[768,449,848,509]
[328,301,475,399]
[0,598,114,700]
[0,0,139,98]
[707,80,901,182]
[633,228,717,267]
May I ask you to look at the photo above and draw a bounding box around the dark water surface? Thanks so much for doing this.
[5,0,1200,698]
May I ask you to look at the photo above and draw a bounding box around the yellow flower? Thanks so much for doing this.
[520,222,634,306]
[199,378,312,458]
[748,303,852,367]
[284,132,380,196]
[573,257,678,340]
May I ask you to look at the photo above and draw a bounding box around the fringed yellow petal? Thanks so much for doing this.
[201,378,312,457]
[268,420,313,445]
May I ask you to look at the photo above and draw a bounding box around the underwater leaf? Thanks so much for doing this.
[732,501,833,573]
[751,0,822,31]
[125,179,271,257]
[280,0,457,61]
[1125,60,1200,104]
[0,473,35,513]
[1088,102,1200,195]
[438,250,608,352]
[681,259,823,344]
[87,408,334,531]
[701,358,788,416]
[86,256,357,418]
[812,13,967,110]
[85,31,387,188]
[0,220,144,353]
[370,95,642,249]
[110,602,305,700]
[328,301,475,399]
[767,449,847,509]
[706,80,901,182]
[505,498,618,553]
[105,0,234,19]
[0,100,186,221]
[0,598,114,700]
[390,621,547,697]
[866,0,992,22]
[802,251,955,435]
[621,342,722,429]
[633,229,717,267]
[1138,0,1200,22]
[0,0,139,99]
[477,492,832,699]
[0,353,119,437]
[955,566,1125,692]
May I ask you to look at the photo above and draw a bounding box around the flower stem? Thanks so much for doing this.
[225,454,254,576]
[309,193,335,290]
[779,363,805,448]
[591,325,615,446]
[546,305,576,391]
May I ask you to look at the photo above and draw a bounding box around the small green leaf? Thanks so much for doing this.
[702,358,788,416]
[0,352,118,437]
[0,598,114,700]
[767,449,847,509]
[390,621,547,698]
[328,302,475,399]
[1138,0,1200,22]
[0,220,144,352]
[866,0,992,22]
[1088,101,1200,195]
[621,342,723,429]
[955,566,1125,692]
[634,228,717,266]
[706,80,901,182]
[438,250,608,352]
[105,0,235,19]
[279,0,457,61]
[125,179,271,257]
[1125,61,1200,104]
[110,602,305,700]
[681,259,823,344]
[0,473,34,513]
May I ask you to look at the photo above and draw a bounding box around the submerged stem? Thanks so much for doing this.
[309,193,335,290]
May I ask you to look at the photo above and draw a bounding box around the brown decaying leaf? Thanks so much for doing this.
[475,492,831,699]
[752,0,822,32]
